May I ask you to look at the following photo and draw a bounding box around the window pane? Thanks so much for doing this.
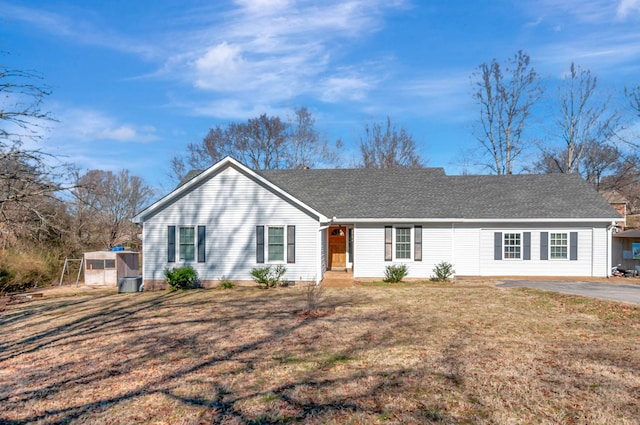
[503,233,521,259]
[105,260,115,269]
[550,233,568,259]
[87,259,105,270]
[180,227,195,261]
[396,227,411,259]
[268,227,284,262]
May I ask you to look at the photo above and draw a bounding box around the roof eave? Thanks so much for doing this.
[332,217,620,224]
[132,157,328,224]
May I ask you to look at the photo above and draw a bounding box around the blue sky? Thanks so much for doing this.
[1,0,640,191]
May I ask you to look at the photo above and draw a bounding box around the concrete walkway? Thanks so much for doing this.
[498,280,640,305]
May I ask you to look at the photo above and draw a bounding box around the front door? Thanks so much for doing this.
[328,226,347,269]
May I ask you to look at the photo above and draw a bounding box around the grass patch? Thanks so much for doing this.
[0,285,639,424]
[359,280,422,287]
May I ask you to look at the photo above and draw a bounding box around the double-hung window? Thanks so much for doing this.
[268,226,285,262]
[550,233,568,259]
[385,226,421,261]
[256,225,295,264]
[179,227,195,261]
[503,233,521,259]
[395,227,411,260]
[168,225,206,263]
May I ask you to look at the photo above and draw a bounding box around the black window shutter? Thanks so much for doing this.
[523,232,531,260]
[540,232,549,260]
[414,226,422,262]
[168,226,176,263]
[494,232,502,260]
[287,225,295,264]
[197,225,206,263]
[256,226,265,263]
[570,232,578,261]
[384,226,392,261]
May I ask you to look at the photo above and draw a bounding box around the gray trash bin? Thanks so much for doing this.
[118,276,142,293]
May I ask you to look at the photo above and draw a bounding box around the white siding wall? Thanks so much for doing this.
[479,225,604,277]
[592,227,609,277]
[417,225,453,278]
[452,225,481,275]
[353,224,454,278]
[353,222,611,278]
[141,166,319,283]
[353,224,385,277]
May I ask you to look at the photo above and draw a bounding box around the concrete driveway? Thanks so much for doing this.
[498,280,640,305]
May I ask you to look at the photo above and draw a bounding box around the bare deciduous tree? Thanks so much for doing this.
[286,107,339,169]
[541,63,620,176]
[171,108,339,181]
[359,117,423,168]
[0,56,72,246]
[170,115,287,181]
[70,169,154,250]
[472,50,543,174]
[626,85,640,118]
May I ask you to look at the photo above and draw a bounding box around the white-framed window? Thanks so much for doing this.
[386,225,421,262]
[267,226,285,262]
[179,226,195,261]
[395,227,412,260]
[503,233,521,259]
[550,232,568,260]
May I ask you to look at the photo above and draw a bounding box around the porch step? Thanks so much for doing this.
[321,270,354,288]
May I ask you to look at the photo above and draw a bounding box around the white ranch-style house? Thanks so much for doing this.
[132,157,621,289]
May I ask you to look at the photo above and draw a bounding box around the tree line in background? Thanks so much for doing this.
[0,58,154,292]
[471,50,640,209]
[170,107,423,181]
[2,50,640,292]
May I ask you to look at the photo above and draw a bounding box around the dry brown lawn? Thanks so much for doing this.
[1,283,639,424]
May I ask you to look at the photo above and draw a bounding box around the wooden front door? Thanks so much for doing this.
[328,226,347,269]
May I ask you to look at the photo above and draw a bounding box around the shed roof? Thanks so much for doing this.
[613,229,640,238]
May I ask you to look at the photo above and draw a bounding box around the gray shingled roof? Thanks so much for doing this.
[259,169,620,220]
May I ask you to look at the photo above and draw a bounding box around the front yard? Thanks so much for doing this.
[1,284,639,424]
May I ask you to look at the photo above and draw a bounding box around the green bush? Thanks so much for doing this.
[220,277,235,289]
[384,264,409,283]
[431,261,455,281]
[164,265,198,291]
[251,265,287,288]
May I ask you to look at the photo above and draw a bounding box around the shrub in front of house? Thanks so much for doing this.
[220,277,235,289]
[251,265,287,288]
[431,261,455,282]
[384,264,409,283]
[164,265,198,291]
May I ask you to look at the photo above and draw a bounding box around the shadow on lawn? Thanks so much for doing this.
[0,288,458,424]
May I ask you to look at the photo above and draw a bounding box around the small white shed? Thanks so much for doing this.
[84,250,140,285]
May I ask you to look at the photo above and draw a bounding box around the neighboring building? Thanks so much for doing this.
[132,157,621,289]
[600,190,628,232]
[612,229,640,275]
[84,250,140,286]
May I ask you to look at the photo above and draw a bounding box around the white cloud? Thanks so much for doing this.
[527,0,616,23]
[51,108,158,143]
[186,99,291,120]
[233,0,294,13]
[3,1,410,118]
[397,73,475,120]
[0,2,158,58]
[319,76,371,103]
[516,0,640,74]
[192,42,246,89]
[158,0,407,114]
[617,0,640,19]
